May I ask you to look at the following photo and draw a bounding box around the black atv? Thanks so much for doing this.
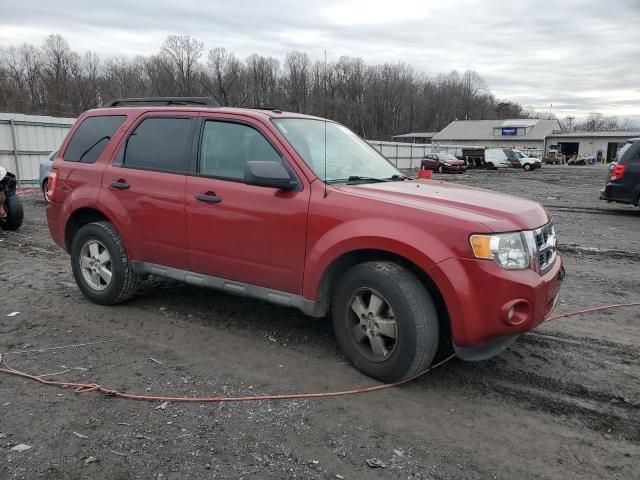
[0,167,24,231]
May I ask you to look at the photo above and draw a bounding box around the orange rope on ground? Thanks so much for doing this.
[0,303,638,404]
[545,302,640,322]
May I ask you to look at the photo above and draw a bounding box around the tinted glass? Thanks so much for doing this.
[200,121,281,180]
[124,117,192,173]
[64,115,126,163]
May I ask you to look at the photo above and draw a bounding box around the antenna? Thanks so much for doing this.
[323,49,328,199]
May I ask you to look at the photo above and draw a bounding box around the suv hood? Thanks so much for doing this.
[336,180,549,232]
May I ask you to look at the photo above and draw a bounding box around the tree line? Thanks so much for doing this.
[2,34,539,139]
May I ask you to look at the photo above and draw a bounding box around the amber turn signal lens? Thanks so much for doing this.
[470,235,492,259]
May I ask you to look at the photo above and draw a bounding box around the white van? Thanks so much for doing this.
[485,148,542,171]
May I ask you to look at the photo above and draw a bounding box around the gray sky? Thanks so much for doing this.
[1,0,639,120]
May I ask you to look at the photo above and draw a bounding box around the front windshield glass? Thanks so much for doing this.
[440,153,458,161]
[272,118,402,183]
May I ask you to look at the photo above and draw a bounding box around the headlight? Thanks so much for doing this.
[470,232,530,270]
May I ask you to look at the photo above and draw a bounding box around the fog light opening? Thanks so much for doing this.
[500,299,531,327]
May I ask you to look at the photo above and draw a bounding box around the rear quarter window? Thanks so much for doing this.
[64,115,126,163]
[619,141,640,164]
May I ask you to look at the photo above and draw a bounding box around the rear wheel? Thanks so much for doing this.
[332,261,439,382]
[486,162,495,170]
[42,179,49,203]
[71,221,138,305]
[1,194,24,231]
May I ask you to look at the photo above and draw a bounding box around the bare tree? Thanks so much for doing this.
[161,35,204,95]
[1,33,548,138]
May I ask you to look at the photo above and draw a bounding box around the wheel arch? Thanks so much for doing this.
[64,207,115,253]
[312,248,452,350]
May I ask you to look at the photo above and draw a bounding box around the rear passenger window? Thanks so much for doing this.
[200,121,282,180]
[124,117,192,173]
[64,115,126,163]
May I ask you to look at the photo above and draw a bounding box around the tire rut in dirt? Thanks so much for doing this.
[452,358,640,441]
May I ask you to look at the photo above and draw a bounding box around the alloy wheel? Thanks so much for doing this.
[79,239,112,291]
[346,288,398,362]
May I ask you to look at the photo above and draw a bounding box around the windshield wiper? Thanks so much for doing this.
[385,174,408,181]
[326,174,408,185]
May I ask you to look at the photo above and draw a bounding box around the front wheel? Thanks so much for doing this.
[332,261,439,382]
[71,221,139,305]
[523,163,532,171]
[438,164,445,174]
[1,194,24,231]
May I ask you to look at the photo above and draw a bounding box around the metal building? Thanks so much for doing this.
[546,131,640,162]
[432,119,562,155]
[0,113,75,185]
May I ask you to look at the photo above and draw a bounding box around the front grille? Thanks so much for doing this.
[534,222,557,274]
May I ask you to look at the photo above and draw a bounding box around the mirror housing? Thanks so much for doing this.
[244,161,297,190]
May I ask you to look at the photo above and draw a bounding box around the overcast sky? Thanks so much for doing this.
[1,0,638,120]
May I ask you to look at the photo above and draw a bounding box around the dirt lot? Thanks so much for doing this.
[1,164,638,479]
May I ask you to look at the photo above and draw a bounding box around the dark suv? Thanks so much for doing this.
[600,138,640,205]
[46,97,563,382]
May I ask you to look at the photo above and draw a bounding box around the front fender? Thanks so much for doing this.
[302,217,453,300]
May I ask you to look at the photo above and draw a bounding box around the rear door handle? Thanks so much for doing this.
[195,193,221,204]
[110,180,130,190]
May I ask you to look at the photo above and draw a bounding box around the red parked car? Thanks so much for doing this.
[421,153,467,173]
[46,97,564,382]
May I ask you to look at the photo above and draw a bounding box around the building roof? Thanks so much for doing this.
[432,119,561,142]
[547,130,640,138]
[0,112,76,125]
[392,132,437,139]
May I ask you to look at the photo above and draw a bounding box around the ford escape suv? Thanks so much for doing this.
[46,97,564,382]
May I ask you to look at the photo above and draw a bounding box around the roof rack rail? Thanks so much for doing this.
[252,106,283,113]
[103,97,220,108]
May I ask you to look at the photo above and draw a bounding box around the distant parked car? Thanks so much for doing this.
[484,149,541,171]
[39,150,57,203]
[420,153,467,173]
[504,149,542,171]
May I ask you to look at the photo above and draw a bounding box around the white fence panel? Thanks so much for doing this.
[0,113,75,185]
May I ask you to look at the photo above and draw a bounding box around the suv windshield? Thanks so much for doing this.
[273,118,402,183]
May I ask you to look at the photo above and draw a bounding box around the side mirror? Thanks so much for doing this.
[244,161,297,191]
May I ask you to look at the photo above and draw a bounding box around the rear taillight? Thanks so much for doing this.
[611,164,626,181]
[47,170,59,202]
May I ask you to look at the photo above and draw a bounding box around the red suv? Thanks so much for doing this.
[420,153,467,173]
[46,97,564,382]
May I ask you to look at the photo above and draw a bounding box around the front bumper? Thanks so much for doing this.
[429,254,564,354]
[444,164,467,173]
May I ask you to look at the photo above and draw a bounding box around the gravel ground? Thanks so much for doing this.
[1,163,638,479]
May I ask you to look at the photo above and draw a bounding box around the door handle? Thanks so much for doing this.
[110,180,130,190]
[195,193,221,204]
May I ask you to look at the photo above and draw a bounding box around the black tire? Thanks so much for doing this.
[438,164,445,174]
[332,261,439,382]
[1,194,24,231]
[70,221,139,305]
[523,163,532,171]
[486,162,495,170]
[42,179,49,204]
